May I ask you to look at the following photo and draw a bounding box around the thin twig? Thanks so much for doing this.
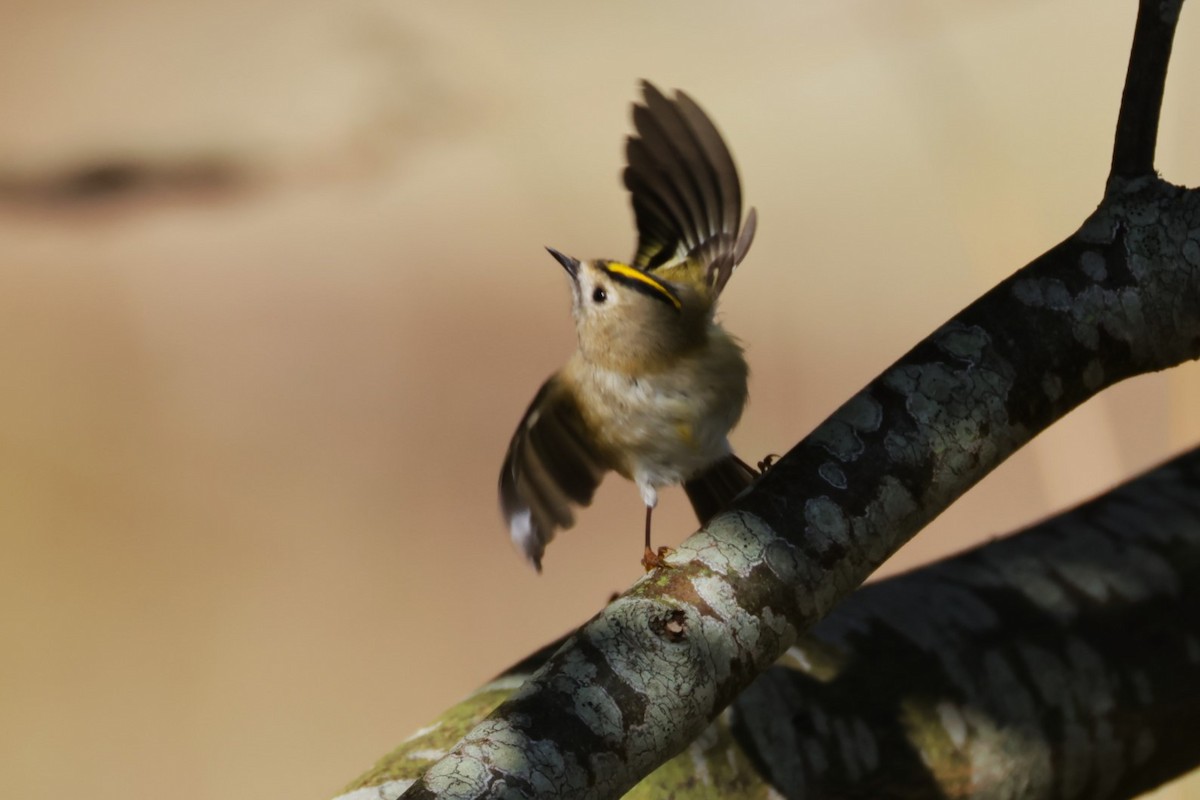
[1110,0,1184,185]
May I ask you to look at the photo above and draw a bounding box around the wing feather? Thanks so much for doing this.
[623,80,757,294]
[632,97,712,249]
[499,376,606,571]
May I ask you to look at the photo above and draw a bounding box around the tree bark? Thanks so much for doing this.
[339,444,1200,800]
[344,2,1198,798]
[730,445,1200,800]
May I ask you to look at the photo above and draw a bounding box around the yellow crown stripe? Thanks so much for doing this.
[603,262,682,310]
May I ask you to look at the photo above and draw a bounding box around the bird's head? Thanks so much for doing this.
[546,248,706,372]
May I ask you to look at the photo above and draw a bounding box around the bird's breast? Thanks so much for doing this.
[566,328,748,486]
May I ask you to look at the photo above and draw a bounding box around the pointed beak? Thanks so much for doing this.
[545,247,580,280]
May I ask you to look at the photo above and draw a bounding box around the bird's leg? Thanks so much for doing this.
[641,505,655,569]
[641,505,673,571]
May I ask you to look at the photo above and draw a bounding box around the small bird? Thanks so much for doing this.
[499,81,758,572]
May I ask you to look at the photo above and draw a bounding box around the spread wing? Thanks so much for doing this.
[623,80,757,296]
[499,376,607,571]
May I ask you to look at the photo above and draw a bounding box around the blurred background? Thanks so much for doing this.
[1,2,1198,799]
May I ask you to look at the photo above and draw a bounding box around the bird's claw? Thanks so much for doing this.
[757,453,782,473]
[641,545,674,572]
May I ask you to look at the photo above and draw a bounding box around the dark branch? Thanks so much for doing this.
[1110,0,1183,185]
[361,7,1200,799]
[733,445,1200,799]
[384,173,1200,800]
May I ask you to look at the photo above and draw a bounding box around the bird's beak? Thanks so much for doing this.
[545,247,580,280]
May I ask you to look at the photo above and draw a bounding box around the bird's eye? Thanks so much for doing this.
[592,287,607,304]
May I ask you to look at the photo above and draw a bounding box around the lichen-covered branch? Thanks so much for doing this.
[341,444,1200,800]
[386,159,1200,800]
[732,444,1200,800]
[371,4,1197,798]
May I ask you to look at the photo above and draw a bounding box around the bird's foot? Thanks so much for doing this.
[757,453,782,473]
[642,545,674,572]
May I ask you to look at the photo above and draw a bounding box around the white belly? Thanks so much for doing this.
[568,329,748,507]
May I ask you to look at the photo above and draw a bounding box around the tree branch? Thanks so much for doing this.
[1110,0,1183,185]
[341,444,1200,799]
[387,181,1200,800]
[372,7,1199,799]
[731,445,1200,799]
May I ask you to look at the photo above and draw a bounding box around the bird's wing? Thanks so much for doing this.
[498,376,607,571]
[624,81,757,296]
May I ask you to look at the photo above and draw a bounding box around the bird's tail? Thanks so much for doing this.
[683,455,758,525]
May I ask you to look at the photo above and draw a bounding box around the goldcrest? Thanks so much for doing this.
[499,81,758,572]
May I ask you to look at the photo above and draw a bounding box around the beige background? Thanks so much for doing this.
[1,2,1198,799]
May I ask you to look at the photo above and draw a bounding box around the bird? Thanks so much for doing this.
[498,80,759,572]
